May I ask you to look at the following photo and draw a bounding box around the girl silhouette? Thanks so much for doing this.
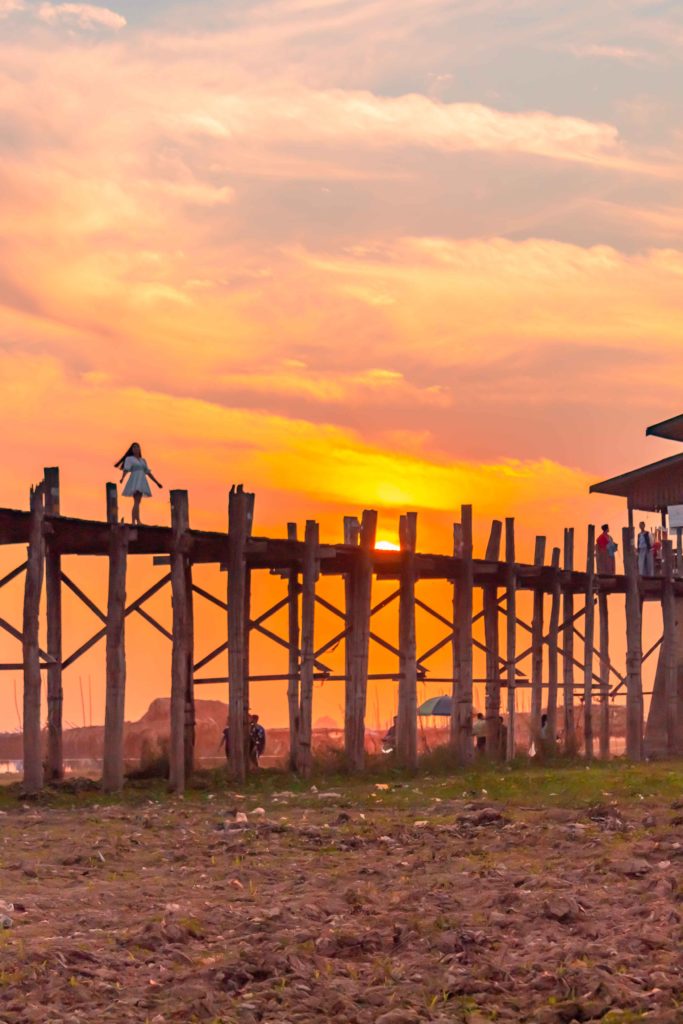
[114,443,162,525]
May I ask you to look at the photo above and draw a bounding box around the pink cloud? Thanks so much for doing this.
[37,2,126,30]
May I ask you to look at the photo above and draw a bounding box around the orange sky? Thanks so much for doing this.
[1,0,682,733]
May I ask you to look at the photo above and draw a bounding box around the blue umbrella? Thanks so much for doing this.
[417,695,453,717]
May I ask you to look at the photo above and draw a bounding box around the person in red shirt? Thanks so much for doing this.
[595,523,616,574]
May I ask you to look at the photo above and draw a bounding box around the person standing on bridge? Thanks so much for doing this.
[595,524,617,574]
[115,443,163,525]
[637,522,654,577]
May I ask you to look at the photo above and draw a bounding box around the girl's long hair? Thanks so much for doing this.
[114,443,140,470]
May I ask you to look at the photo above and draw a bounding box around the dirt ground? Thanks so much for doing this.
[0,769,682,1024]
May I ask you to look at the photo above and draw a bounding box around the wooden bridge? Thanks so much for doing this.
[1,459,680,794]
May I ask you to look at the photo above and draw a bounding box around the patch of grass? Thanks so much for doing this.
[1,756,682,812]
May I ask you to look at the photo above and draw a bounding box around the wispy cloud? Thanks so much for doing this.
[37,2,126,29]
[565,42,656,62]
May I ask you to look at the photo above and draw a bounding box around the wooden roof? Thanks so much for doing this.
[590,452,683,511]
[646,413,683,442]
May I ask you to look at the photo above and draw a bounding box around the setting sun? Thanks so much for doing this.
[375,539,401,551]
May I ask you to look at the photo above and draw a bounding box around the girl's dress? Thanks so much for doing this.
[122,456,152,497]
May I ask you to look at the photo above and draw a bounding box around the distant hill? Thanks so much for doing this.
[0,699,627,766]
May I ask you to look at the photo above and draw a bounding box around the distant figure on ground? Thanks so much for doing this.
[382,716,397,754]
[595,524,617,574]
[249,714,266,768]
[473,712,486,754]
[218,722,230,763]
[115,443,162,525]
[637,522,654,576]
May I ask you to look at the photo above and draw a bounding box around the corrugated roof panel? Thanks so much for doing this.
[589,452,683,511]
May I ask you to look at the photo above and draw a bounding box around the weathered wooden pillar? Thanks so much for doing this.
[106,482,118,525]
[287,523,300,771]
[345,510,377,771]
[227,485,251,783]
[530,536,546,741]
[22,483,46,795]
[583,526,595,759]
[505,518,517,761]
[547,546,561,754]
[102,522,128,792]
[452,505,474,763]
[662,540,678,757]
[598,587,610,760]
[562,528,577,754]
[44,467,63,782]
[484,521,502,758]
[169,490,191,793]
[645,546,683,757]
[397,512,418,769]
[243,491,255,761]
[623,526,644,760]
[343,516,360,763]
[297,520,319,777]
[184,556,195,781]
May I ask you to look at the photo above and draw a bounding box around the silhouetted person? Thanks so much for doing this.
[219,722,230,763]
[249,714,266,768]
[382,716,397,754]
[115,442,162,525]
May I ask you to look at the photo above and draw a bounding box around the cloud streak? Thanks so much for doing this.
[37,2,126,29]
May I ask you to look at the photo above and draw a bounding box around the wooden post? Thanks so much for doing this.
[287,523,300,771]
[102,522,128,792]
[22,484,46,795]
[562,528,577,754]
[547,546,561,754]
[169,490,190,793]
[397,512,418,769]
[677,528,682,578]
[484,521,502,758]
[243,492,255,762]
[44,467,63,781]
[598,587,611,760]
[662,540,677,757]
[343,516,360,764]
[452,505,473,763]
[583,526,595,760]
[530,536,546,741]
[451,520,462,747]
[505,518,516,761]
[184,556,195,781]
[228,486,250,783]
[345,510,377,771]
[297,520,319,778]
[623,526,644,760]
[106,482,118,525]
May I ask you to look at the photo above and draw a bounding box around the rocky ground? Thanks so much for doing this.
[0,768,682,1023]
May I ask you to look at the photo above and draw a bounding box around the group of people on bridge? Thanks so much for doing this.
[595,522,668,577]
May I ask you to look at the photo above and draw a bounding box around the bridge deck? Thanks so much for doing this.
[0,506,674,597]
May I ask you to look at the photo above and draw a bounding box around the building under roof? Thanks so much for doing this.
[590,413,683,520]
[590,452,683,514]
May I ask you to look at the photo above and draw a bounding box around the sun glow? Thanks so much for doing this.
[375,539,401,551]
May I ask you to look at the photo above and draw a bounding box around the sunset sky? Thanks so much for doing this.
[1,0,683,732]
